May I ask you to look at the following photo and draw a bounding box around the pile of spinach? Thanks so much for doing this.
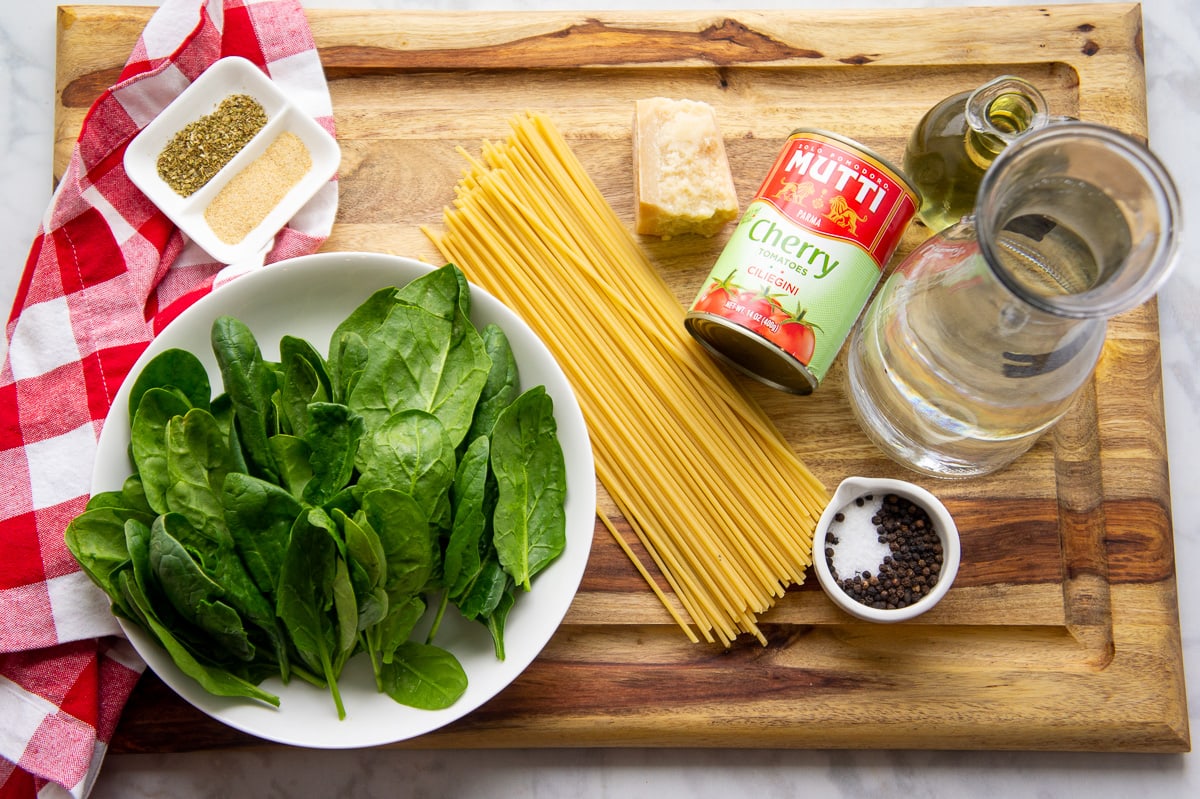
[65,264,568,719]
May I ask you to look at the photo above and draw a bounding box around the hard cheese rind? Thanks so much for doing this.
[633,97,739,239]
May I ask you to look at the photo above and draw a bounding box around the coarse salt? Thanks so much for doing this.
[827,496,891,579]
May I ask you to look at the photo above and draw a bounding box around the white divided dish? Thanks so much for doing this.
[124,56,340,265]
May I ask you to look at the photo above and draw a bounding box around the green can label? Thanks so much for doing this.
[687,130,918,391]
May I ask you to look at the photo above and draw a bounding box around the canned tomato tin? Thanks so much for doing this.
[685,129,920,394]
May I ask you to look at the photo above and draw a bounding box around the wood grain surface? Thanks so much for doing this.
[54,3,1188,752]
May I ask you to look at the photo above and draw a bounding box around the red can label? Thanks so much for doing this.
[755,132,918,268]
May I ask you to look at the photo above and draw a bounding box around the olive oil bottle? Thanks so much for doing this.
[903,75,1049,232]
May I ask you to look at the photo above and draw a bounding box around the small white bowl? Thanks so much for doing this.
[812,476,960,622]
[124,56,340,265]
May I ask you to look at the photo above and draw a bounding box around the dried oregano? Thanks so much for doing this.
[156,94,268,197]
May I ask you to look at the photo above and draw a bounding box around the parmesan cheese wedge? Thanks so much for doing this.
[633,97,740,239]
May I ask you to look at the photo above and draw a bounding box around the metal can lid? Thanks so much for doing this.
[685,312,819,395]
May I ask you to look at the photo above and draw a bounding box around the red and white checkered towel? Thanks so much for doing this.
[0,1,336,796]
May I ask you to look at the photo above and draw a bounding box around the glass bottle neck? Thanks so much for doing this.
[963,76,1050,170]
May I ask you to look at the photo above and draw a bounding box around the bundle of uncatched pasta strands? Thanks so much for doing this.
[423,111,829,646]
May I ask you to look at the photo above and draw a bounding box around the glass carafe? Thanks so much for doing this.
[846,121,1180,478]
[904,75,1050,233]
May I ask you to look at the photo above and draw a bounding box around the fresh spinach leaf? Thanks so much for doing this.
[281,334,332,403]
[123,518,159,612]
[278,339,326,438]
[393,261,471,322]
[121,518,209,653]
[329,331,369,405]
[362,488,436,603]
[490,386,567,591]
[82,491,128,512]
[276,507,345,719]
[160,496,291,682]
[130,387,192,514]
[327,287,397,361]
[484,589,516,661]
[63,507,146,614]
[303,402,365,506]
[163,409,240,543]
[119,569,279,706]
[365,595,425,689]
[211,315,279,482]
[464,323,520,448]
[221,472,302,599]
[119,475,155,516]
[148,513,254,662]
[337,508,386,594]
[327,287,396,402]
[454,555,511,621]
[356,410,455,516]
[127,348,211,419]
[444,435,490,594]
[267,434,313,499]
[331,556,359,673]
[335,508,391,642]
[379,642,467,710]
[348,286,490,449]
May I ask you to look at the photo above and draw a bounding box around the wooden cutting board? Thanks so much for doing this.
[54,3,1188,752]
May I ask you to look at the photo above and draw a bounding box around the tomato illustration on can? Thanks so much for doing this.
[685,129,920,394]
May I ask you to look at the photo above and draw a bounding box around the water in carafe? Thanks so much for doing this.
[847,122,1179,478]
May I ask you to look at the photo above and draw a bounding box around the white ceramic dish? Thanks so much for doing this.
[124,56,340,266]
[812,476,960,623]
[91,252,596,748]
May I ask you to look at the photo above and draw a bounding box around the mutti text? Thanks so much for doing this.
[784,148,888,213]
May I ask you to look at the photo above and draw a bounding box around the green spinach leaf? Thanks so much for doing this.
[444,435,490,594]
[127,348,211,419]
[484,589,516,661]
[327,287,396,402]
[394,261,471,322]
[267,434,313,499]
[379,642,467,710]
[276,507,345,718]
[362,488,436,603]
[130,387,192,514]
[303,402,364,506]
[163,409,240,543]
[221,472,302,599]
[490,386,567,591]
[278,338,326,437]
[331,556,359,673]
[454,555,510,621]
[464,323,520,448]
[63,507,147,615]
[119,569,279,706]
[348,283,490,449]
[212,315,279,482]
[356,410,455,517]
[148,513,254,662]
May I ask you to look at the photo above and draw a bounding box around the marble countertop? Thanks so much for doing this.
[2,0,1196,796]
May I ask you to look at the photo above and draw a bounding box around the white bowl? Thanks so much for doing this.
[91,252,595,747]
[124,56,340,265]
[812,476,960,622]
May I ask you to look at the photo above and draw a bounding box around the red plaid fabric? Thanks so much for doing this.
[0,1,336,796]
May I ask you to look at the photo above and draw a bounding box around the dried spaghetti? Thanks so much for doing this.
[423,112,828,646]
